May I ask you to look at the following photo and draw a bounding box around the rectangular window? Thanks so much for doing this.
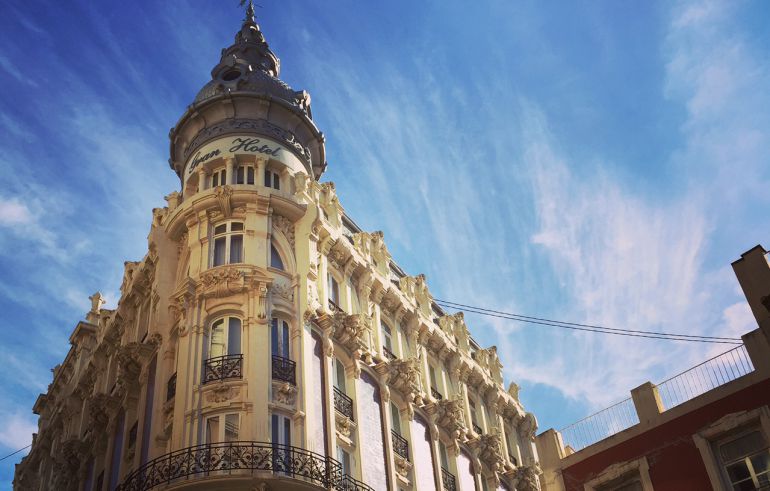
[225,414,240,442]
[236,166,245,184]
[247,167,255,184]
[338,447,352,476]
[264,170,280,190]
[390,402,402,435]
[206,416,220,443]
[271,318,291,358]
[213,237,226,266]
[229,235,243,263]
[335,358,346,393]
[718,430,770,490]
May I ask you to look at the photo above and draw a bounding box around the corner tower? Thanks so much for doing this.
[169,2,326,200]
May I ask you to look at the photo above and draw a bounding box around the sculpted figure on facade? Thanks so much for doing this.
[386,357,424,406]
[436,397,468,443]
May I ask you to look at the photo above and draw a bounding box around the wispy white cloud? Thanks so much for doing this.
[0,411,36,452]
[0,198,32,226]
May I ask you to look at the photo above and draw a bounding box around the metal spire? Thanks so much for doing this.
[239,0,257,24]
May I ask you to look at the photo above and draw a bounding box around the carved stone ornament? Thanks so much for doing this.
[214,185,233,217]
[318,312,371,355]
[205,384,241,405]
[270,281,295,304]
[272,380,297,406]
[386,358,423,405]
[512,464,542,491]
[335,411,356,440]
[394,454,413,481]
[436,398,467,442]
[518,412,537,441]
[478,433,505,472]
[272,215,296,248]
[201,267,245,298]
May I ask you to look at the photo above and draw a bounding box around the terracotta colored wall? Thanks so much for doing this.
[561,377,770,491]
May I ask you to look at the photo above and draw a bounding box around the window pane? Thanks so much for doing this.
[283,417,291,445]
[230,222,244,231]
[264,169,271,187]
[228,318,241,354]
[271,244,284,270]
[282,322,290,358]
[751,451,770,473]
[229,235,243,263]
[271,318,279,356]
[247,167,255,185]
[390,403,401,435]
[212,173,219,187]
[721,431,766,462]
[210,320,226,358]
[335,359,346,392]
[213,237,226,266]
[274,173,280,190]
[221,169,226,184]
[207,416,220,443]
[214,224,227,235]
[271,414,279,444]
[727,461,752,482]
[236,166,245,184]
[225,414,239,442]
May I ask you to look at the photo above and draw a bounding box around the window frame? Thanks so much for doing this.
[210,221,244,267]
[271,317,291,359]
[211,167,227,188]
[207,317,242,358]
[205,412,241,443]
[693,406,770,491]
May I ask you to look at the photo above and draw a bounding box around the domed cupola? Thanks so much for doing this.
[194,2,312,115]
[169,2,326,187]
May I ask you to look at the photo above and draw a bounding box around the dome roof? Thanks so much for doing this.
[193,3,312,116]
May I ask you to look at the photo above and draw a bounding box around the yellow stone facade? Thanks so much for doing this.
[14,7,540,491]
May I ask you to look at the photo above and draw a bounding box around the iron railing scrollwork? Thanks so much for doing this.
[328,299,343,313]
[203,354,243,384]
[391,430,409,460]
[383,346,397,361]
[431,387,443,400]
[115,441,374,491]
[271,355,296,385]
[333,386,354,420]
[441,467,457,491]
[166,372,176,402]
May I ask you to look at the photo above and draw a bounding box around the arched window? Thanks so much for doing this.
[211,222,244,266]
[270,243,284,270]
[209,317,242,357]
[271,318,291,358]
[327,273,340,310]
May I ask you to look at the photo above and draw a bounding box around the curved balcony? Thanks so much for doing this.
[272,355,296,385]
[116,441,373,491]
[203,354,243,384]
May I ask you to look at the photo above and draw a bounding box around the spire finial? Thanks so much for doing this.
[239,0,258,24]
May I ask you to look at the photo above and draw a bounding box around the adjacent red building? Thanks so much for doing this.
[536,245,770,491]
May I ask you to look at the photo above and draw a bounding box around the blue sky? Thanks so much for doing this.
[1,0,769,485]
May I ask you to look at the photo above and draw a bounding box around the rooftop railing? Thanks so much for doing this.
[559,397,639,452]
[657,345,753,410]
[560,345,754,452]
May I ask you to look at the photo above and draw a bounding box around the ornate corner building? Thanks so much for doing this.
[13,6,541,491]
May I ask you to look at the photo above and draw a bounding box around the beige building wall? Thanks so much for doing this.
[14,7,541,491]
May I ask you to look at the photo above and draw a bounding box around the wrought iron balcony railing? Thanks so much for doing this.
[203,354,243,384]
[333,386,354,420]
[431,387,443,400]
[115,441,374,491]
[166,372,176,402]
[472,423,483,435]
[391,430,409,460]
[441,467,457,491]
[328,299,343,313]
[383,346,397,361]
[271,355,296,385]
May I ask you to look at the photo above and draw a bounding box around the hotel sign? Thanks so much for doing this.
[185,135,300,178]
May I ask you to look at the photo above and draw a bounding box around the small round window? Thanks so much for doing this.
[221,69,241,81]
